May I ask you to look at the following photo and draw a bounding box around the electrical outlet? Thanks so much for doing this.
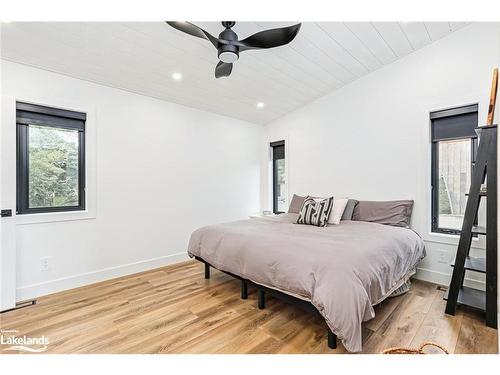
[40,257,51,271]
[437,250,449,264]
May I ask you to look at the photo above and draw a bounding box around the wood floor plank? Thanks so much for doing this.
[364,296,403,331]
[361,288,438,353]
[455,309,499,354]
[410,290,463,353]
[0,260,496,354]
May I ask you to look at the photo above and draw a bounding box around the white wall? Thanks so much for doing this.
[2,23,499,305]
[1,60,263,301]
[263,23,500,287]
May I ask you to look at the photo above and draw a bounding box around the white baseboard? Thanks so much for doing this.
[415,267,486,290]
[16,259,486,302]
[16,252,190,301]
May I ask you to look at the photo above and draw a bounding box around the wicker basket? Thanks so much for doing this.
[382,342,449,354]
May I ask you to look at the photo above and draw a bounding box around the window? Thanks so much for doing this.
[271,140,286,214]
[16,102,86,214]
[431,104,478,234]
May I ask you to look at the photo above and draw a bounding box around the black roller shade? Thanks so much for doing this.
[271,140,285,160]
[16,102,86,131]
[431,104,478,141]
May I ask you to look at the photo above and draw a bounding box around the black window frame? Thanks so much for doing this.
[430,104,478,235]
[16,102,86,215]
[270,140,285,214]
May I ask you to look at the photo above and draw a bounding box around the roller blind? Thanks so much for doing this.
[271,140,285,160]
[16,102,86,131]
[431,104,478,141]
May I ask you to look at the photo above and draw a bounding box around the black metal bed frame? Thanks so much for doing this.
[195,256,337,349]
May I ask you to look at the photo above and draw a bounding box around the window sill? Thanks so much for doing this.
[423,231,484,250]
[15,210,96,225]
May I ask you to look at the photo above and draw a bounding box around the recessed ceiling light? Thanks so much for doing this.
[256,102,265,109]
[172,72,183,81]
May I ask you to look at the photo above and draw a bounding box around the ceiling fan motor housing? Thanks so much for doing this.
[218,27,239,63]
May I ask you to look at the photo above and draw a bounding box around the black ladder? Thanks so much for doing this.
[444,124,497,329]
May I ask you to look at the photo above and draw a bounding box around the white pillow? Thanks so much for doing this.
[328,198,349,225]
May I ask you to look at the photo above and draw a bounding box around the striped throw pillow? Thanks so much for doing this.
[296,196,334,227]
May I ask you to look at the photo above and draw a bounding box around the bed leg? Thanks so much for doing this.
[258,289,266,309]
[204,263,210,279]
[327,329,337,349]
[241,280,248,299]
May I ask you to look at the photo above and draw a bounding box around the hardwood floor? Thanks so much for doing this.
[0,260,497,354]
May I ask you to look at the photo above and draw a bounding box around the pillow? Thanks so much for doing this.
[296,196,334,227]
[341,199,358,221]
[288,194,306,214]
[288,194,321,213]
[328,198,349,225]
[352,200,414,227]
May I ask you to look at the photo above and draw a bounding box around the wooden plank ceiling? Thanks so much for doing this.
[1,22,469,124]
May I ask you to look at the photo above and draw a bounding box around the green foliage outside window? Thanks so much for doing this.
[28,125,79,208]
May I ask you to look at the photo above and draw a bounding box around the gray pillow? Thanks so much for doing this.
[341,199,358,221]
[288,194,306,214]
[352,200,414,227]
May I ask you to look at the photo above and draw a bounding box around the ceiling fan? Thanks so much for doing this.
[166,21,301,78]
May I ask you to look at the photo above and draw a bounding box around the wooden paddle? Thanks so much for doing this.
[486,68,498,126]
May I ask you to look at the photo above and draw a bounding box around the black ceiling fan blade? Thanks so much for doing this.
[215,61,233,78]
[166,21,219,48]
[237,23,301,51]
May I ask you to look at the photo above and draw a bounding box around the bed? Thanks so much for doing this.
[187,213,426,352]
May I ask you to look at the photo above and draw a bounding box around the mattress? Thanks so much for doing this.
[187,213,426,352]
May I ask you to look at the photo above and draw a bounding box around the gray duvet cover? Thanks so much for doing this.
[187,213,426,352]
